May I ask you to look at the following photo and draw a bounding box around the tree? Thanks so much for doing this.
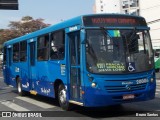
[9,16,50,36]
[0,29,20,44]
[0,16,50,46]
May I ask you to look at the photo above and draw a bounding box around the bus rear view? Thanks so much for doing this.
[82,15,156,107]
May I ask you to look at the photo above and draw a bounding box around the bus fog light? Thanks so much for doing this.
[91,82,97,88]
[150,78,154,83]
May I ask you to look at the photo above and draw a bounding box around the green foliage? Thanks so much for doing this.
[0,16,50,49]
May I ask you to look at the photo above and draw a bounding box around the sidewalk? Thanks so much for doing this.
[156,72,160,83]
[0,71,2,78]
[156,72,160,78]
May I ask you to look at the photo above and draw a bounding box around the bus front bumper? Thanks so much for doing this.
[83,83,156,107]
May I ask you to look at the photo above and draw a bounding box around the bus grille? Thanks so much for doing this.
[105,83,147,93]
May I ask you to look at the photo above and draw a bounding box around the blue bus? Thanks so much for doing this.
[2,14,156,110]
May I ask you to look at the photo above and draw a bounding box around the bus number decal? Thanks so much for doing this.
[136,78,148,84]
[61,64,66,76]
[15,67,20,72]
[69,26,78,32]
[30,38,34,42]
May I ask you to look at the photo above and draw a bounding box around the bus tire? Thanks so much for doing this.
[17,78,25,96]
[58,84,70,110]
[155,69,159,72]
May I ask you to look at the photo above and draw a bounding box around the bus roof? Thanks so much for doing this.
[3,15,83,46]
[3,14,147,46]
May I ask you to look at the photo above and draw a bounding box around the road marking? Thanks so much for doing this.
[8,85,13,87]
[157,86,160,89]
[0,86,13,89]
[0,100,30,111]
[156,89,160,91]
[157,80,160,83]
[16,96,55,109]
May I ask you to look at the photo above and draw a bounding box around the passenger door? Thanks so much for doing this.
[3,46,12,85]
[68,31,82,101]
[28,41,36,90]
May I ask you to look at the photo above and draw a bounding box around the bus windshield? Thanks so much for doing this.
[86,29,154,74]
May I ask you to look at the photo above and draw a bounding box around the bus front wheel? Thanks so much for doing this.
[17,78,25,96]
[58,84,70,110]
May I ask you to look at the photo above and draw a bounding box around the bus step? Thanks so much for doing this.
[30,90,37,95]
[69,100,83,106]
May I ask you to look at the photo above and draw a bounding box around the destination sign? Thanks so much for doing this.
[83,15,147,27]
[97,63,126,72]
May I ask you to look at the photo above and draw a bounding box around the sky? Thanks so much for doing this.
[0,0,94,29]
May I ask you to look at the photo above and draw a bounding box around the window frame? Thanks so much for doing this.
[37,34,50,61]
[20,41,27,62]
[50,30,65,60]
[13,42,20,62]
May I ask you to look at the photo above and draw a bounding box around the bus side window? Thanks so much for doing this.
[50,30,65,60]
[20,41,27,61]
[37,34,49,61]
[13,43,20,62]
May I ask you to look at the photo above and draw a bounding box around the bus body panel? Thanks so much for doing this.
[83,70,156,107]
[34,61,68,97]
[84,84,155,107]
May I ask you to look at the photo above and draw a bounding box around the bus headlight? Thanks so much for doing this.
[91,82,97,88]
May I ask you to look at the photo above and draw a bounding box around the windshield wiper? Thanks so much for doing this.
[128,27,137,44]
[100,27,113,40]
[100,27,120,48]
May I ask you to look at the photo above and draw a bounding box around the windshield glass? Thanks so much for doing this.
[86,29,154,74]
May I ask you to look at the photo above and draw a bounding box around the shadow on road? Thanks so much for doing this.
[11,90,142,117]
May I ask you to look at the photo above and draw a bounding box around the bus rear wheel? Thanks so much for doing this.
[58,84,70,110]
[17,78,25,96]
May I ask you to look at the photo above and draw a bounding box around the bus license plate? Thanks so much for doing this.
[123,94,135,100]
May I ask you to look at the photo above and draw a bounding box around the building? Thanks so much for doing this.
[93,0,121,13]
[94,0,160,47]
[94,0,139,15]
[139,0,160,47]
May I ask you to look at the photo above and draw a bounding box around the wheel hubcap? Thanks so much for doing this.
[59,89,66,104]
[18,82,21,93]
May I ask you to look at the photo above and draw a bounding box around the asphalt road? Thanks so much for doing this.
[0,76,160,120]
